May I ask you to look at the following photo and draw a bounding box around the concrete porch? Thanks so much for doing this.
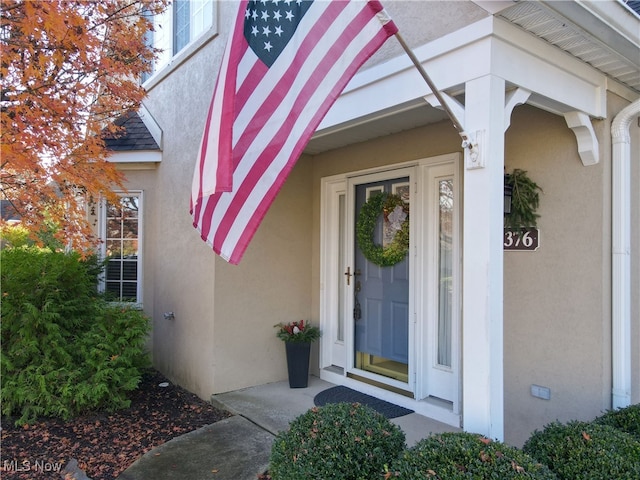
[118,375,461,480]
[211,375,461,447]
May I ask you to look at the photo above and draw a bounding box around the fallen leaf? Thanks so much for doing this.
[1,370,231,480]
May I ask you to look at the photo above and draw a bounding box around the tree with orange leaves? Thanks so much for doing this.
[1,0,166,251]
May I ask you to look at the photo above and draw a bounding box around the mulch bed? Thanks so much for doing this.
[1,369,232,480]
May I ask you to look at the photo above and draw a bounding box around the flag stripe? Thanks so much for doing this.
[192,5,247,202]
[233,2,346,154]
[213,3,372,250]
[222,12,396,263]
[199,1,352,245]
[192,0,397,263]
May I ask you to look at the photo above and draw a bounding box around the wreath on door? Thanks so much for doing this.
[356,192,409,267]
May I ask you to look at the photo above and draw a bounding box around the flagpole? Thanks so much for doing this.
[394,32,471,148]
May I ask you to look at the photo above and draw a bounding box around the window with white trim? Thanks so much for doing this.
[100,193,143,304]
[144,0,215,81]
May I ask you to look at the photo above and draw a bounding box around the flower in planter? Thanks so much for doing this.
[275,320,321,343]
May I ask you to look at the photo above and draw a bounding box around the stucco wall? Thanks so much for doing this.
[141,0,316,396]
[503,105,611,446]
[141,22,225,399]
[364,1,488,67]
[212,157,313,393]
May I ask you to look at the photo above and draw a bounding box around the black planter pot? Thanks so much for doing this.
[285,342,311,388]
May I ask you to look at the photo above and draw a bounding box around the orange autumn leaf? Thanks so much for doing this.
[1,0,167,252]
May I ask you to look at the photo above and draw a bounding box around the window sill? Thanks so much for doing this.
[143,26,219,92]
[108,301,144,310]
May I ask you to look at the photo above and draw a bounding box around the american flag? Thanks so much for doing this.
[191,0,397,264]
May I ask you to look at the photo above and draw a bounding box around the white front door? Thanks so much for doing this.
[320,154,461,411]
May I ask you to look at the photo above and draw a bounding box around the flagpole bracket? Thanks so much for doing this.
[464,130,485,170]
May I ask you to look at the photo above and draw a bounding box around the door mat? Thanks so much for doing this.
[313,386,414,419]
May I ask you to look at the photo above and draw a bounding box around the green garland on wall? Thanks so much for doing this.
[356,193,409,267]
[504,169,542,229]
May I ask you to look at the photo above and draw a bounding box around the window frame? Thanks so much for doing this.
[143,0,217,90]
[98,191,144,307]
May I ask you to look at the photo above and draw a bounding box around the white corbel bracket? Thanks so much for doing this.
[425,87,531,135]
[425,87,531,170]
[425,92,465,128]
[504,88,531,131]
[564,111,599,166]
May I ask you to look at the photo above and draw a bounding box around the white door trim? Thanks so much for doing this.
[319,153,462,427]
[415,159,461,414]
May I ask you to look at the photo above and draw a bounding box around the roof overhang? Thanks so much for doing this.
[305,3,639,155]
[108,150,162,170]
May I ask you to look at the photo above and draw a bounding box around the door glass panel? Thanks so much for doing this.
[354,178,409,383]
[437,179,453,368]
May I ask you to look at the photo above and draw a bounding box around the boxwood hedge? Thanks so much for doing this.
[390,431,557,479]
[594,404,640,441]
[269,402,405,480]
[523,420,640,480]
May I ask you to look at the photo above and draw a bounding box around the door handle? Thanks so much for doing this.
[344,266,352,285]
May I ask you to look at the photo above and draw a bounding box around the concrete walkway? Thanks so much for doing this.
[116,376,459,480]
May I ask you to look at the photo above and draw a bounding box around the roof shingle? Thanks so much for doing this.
[103,111,160,152]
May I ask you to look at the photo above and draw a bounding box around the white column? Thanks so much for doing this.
[462,75,505,440]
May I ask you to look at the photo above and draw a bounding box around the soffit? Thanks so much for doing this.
[498,1,640,93]
[306,100,448,155]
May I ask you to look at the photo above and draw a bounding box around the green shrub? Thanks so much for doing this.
[1,247,150,424]
[523,420,640,479]
[269,402,405,480]
[0,224,31,248]
[595,404,640,441]
[390,431,557,479]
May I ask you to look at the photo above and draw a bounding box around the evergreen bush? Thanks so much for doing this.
[390,431,557,479]
[0,224,31,248]
[1,247,150,425]
[523,420,640,479]
[269,402,405,480]
[594,404,640,441]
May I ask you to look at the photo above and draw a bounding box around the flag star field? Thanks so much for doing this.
[243,0,313,67]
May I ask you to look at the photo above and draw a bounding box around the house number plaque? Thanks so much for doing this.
[504,228,540,251]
